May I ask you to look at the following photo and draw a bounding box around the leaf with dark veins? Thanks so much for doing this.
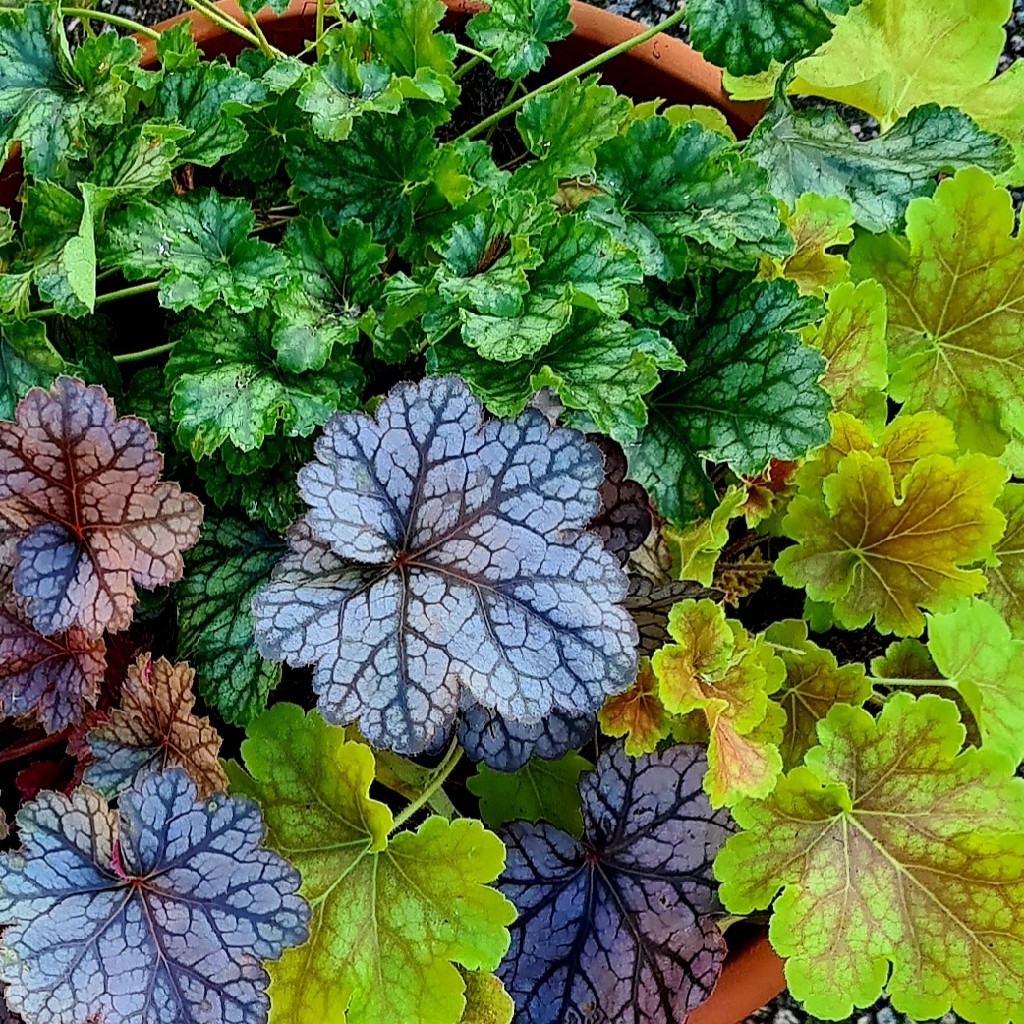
[84,654,227,798]
[497,743,732,1024]
[0,768,309,1024]
[0,377,203,637]
[253,376,638,754]
[589,434,653,565]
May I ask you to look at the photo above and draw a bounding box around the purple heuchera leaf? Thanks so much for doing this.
[589,434,653,565]
[0,768,309,1024]
[0,377,204,638]
[252,376,638,754]
[458,699,593,772]
[498,743,731,1024]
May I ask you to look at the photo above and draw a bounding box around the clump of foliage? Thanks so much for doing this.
[0,1,1022,1023]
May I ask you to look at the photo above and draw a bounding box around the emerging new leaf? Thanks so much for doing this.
[0,377,203,637]
[597,657,672,756]
[252,376,638,753]
[0,768,309,1024]
[227,703,516,1024]
[498,742,732,1024]
[84,654,227,798]
[715,694,1024,1021]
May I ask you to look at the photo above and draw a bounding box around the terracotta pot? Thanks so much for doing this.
[12,3,783,1019]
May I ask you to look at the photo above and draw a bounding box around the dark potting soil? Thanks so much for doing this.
[35,2,1024,1021]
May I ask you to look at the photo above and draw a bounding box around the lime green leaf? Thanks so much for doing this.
[458,970,514,1024]
[850,168,1024,455]
[154,20,201,71]
[151,62,267,166]
[805,279,888,429]
[748,87,1011,232]
[686,0,862,76]
[0,4,141,179]
[594,117,787,278]
[176,516,284,726]
[597,658,672,757]
[430,311,681,444]
[986,483,1024,638]
[760,193,853,296]
[0,319,65,418]
[763,618,870,768]
[227,704,515,1024]
[467,751,591,838]
[652,599,786,805]
[467,0,572,80]
[777,422,1007,635]
[923,600,1024,765]
[165,305,363,457]
[102,189,288,314]
[630,277,829,526]
[715,693,1024,1022]
[513,76,631,194]
[273,217,385,372]
[665,485,747,587]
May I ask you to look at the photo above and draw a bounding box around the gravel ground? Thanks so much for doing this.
[67,0,1023,1021]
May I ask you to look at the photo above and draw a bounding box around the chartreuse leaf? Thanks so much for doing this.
[176,516,284,726]
[763,619,870,768]
[0,320,65,418]
[151,60,268,166]
[664,485,747,587]
[498,743,731,1024]
[458,970,514,1024]
[598,657,672,756]
[686,0,862,76]
[910,600,1024,765]
[986,483,1024,637]
[273,217,385,372]
[778,411,1007,636]
[715,693,1024,1022]
[0,377,203,638]
[467,0,572,80]
[467,751,591,837]
[630,276,829,526]
[165,305,363,458]
[0,4,142,179]
[252,377,637,754]
[850,168,1024,455]
[748,86,1011,232]
[84,654,227,799]
[102,189,288,314]
[760,193,854,296]
[805,279,888,429]
[226,703,516,1024]
[430,312,682,445]
[732,0,1024,183]
[652,599,786,806]
[0,768,308,1024]
[593,116,788,278]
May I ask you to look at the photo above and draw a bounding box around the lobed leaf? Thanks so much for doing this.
[457,701,593,772]
[0,377,203,638]
[985,483,1024,637]
[597,657,672,756]
[0,768,309,1024]
[252,376,638,754]
[467,0,572,80]
[497,742,732,1024]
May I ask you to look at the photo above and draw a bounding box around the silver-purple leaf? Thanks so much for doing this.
[252,376,638,754]
[0,768,309,1024]
[498,743,731,1024]
[458,699,594,772]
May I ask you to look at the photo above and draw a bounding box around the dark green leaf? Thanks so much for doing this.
[88,124,190,209]
[101,189,288,313]
[747,88,1014,232]
[467,0,572,80]
[0,319,64,418]
[177,517,285,725]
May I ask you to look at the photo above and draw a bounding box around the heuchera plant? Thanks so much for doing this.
[0,1,1022,1023]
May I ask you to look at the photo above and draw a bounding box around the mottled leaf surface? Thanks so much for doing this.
[226,703,515,1024]
[84,654,227,798]
[467,0,572,79]
[498,743,731,1024]
[0,768,309,1024]
[0,377,203,637]
[176,517,284,725]
[716,694,1024,1022]
[0,320,64,419]
[253,376,637,753]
